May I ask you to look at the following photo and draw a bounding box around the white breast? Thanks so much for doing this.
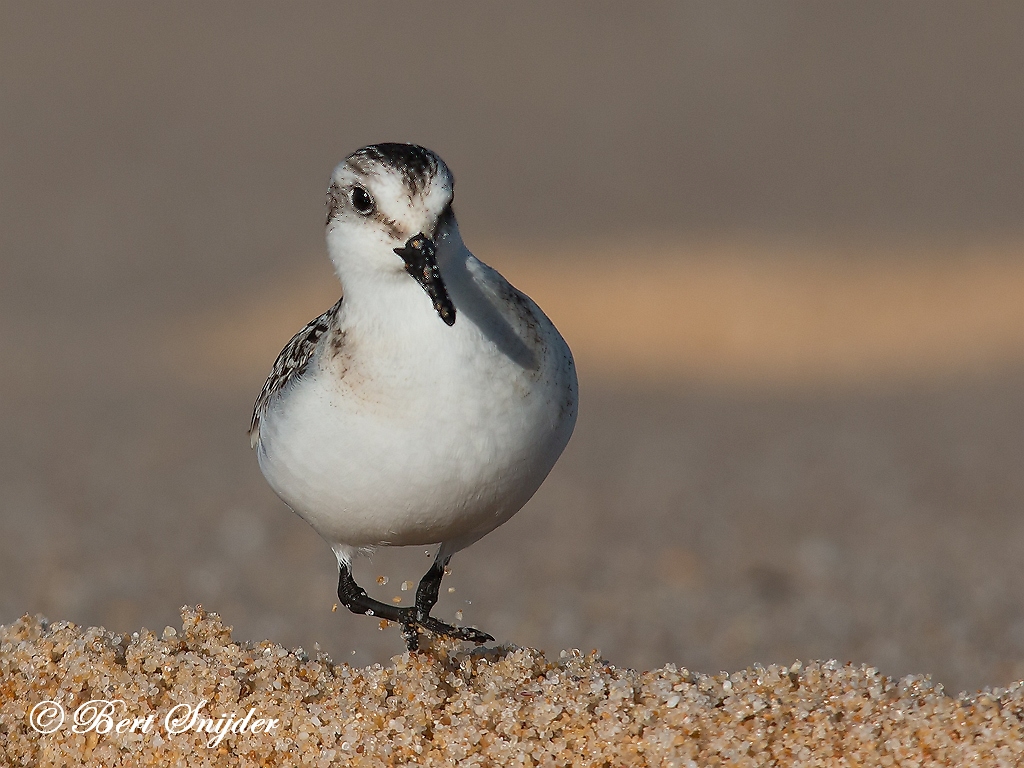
[256,253,577,553]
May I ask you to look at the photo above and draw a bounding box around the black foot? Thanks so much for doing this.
[402,614,494,651]
[337,563,493,652]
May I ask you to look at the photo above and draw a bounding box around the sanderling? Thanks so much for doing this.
[250,143,578,650]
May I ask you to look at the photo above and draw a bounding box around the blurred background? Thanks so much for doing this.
[3,2,1024,694]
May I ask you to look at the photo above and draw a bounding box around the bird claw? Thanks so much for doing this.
[456,626,495,644]
[401,615,494,651]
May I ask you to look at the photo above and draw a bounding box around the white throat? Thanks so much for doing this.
[327,221,471,339]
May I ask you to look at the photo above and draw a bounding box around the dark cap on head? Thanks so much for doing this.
[347,143,450,193]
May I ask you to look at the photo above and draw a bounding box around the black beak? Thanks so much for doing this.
[394,233,456,326]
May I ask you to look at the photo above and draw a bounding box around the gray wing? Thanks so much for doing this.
[249,297,343,448]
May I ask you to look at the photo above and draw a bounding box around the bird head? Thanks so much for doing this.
[325,143,457,326]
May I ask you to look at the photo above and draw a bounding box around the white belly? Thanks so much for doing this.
[256,275,577,551]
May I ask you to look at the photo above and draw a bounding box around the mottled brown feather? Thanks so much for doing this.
[249,297,344,448]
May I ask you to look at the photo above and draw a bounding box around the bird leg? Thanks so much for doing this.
[336,562,409,623]
[337,563,493,651]
[413,554,493,647]
[414,554,450,619]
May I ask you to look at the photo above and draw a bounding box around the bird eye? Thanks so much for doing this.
[350,186,375,215]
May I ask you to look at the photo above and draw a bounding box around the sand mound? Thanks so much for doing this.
[1,606,1021,766]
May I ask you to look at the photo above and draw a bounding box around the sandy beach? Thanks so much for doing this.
[3,606,1023,766]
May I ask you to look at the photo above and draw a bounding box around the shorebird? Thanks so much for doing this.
[250,143,578,650]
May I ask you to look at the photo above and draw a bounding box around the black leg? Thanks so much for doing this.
[413,554,494,645]
[415,555,450,620]
[337,563,411,624]
[337,562,493,651]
